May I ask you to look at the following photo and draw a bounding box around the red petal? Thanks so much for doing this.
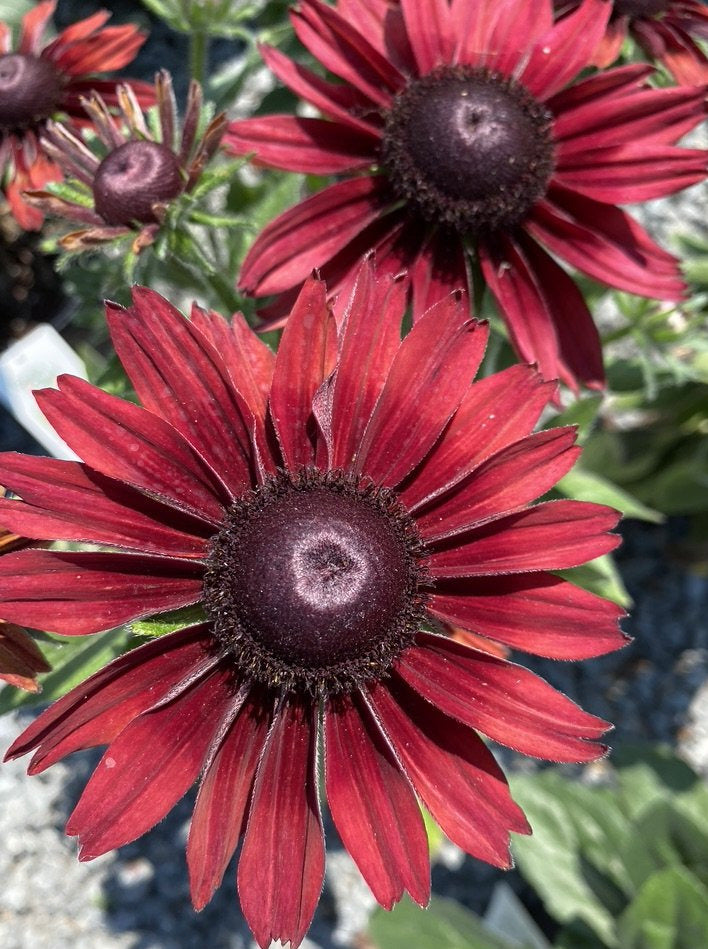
[366,676,530,866]
[48,26,145,75]
[427,499,620,577]
[0,454,208,557]
[36,376,227,524]
[238,697,324,949]
[354,300,487,487]
[397,635,610,761]
[187,687,273,910]
[269,276,337,468]
[451,0,551,70]
[416,428,580,542]
[66,667,236,859]
[325,692,430,908]
[18,0,55,55]
[225,115,375,173]
[330,258,408,469]
[408,232,470,320]
[429,572,627,660]
[401,365,555,511]
[107,288,254,499]
[5,627,212,770]
[0,622,50,691]
[0,548,203,635]
[238,176,389,297]
[400,0,452,73]
[521,0,611,99]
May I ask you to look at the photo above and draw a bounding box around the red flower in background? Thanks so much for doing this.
[226,0,707,390]
[1,262,626,947]
[556,0,708,85]
[0,0,153,229]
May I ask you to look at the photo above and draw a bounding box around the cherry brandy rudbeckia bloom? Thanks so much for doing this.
[0,0,153,229]
[1,263,626,948]
[556,0,708,85]
[227,0,708,390]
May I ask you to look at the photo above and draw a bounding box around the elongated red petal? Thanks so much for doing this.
[269,276,337,468]
[0,454,208,557]
[366,676,530,866]
[397,634,610,761]
[0,548,202,635]
[325,692,430,909]
[416,428,580,542]
[238,697,324,949]
[5,627,212,771]
[429,573,627,660]
[36,377,227,525]
[408,232,470,320]
[187,687,272,911]
[354,300,487,487]
[107,288,254,499]
[66,667,236,859]
[427,499,620,577]
[401,366,555,511]
[400,0,452,73]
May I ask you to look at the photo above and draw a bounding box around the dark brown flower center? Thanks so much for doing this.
[0,54,62,130]
[204,469,428,695]
[92,141,184,226]
[613,0,668,16]
[381,66,555,235]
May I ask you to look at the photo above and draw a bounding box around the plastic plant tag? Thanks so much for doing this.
[0,324,87,459]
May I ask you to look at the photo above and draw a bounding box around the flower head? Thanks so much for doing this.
[226,0,708,390]
[556,0,708,85]
[0,0,154,230]
[27,70,227,253]
[1,261,626,947]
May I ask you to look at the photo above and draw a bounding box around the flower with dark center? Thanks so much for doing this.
[226,0,708,391]
[555,0,708,84]
[0,260,627,947]
[26,71,226,253]
[0,0,154,230]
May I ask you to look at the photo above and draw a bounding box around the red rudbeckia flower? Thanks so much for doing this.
[1,261,625,947]
[556,0,708,85]
[0,0,154,229]
[226,0,707,390]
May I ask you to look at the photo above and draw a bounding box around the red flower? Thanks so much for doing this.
[0,0,153,229]
[556,1,708,85]
[226,0,707,390]
[1,262,625,947]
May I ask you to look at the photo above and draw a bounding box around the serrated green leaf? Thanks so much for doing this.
[129,605,206,638]
[556,467,663,523]
[617,866,708,949]
[368,897,520,949]
[0,627,131,715]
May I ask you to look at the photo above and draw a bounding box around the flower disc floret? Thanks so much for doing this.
[0,54,61,129]
[382,67,554,234]
[205,469,428,696]
[93,140,184,226]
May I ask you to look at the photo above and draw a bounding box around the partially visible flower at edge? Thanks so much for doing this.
[0,492,50,692]
[0,0,154,230]
[225,0,708,390]
[555,0,708,85]
[0,259,627,947]
[25,70,227,254]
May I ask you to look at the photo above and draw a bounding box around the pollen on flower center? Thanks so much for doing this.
[92,140,184,226]
[0,54,61,130]
[613,0,668,16]
[381,66,555,235]
[204,469,428,695]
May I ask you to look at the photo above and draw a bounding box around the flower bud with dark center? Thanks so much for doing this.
[92,141,184,226]
[204,470,428,696]
[381,67,555,236]
[0,54,62,130]
[613,0,668,15]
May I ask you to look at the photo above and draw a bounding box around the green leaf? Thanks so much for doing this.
[129,605,206,638]
[616,866,708,949]
[557,554,632,608]
[547,395,603,443]
[368,897,521,949]
[556,467,664,523]
[0,627,131,715]
[0,0,34,28]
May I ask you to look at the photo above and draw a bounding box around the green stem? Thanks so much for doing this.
[189,29,209,88]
